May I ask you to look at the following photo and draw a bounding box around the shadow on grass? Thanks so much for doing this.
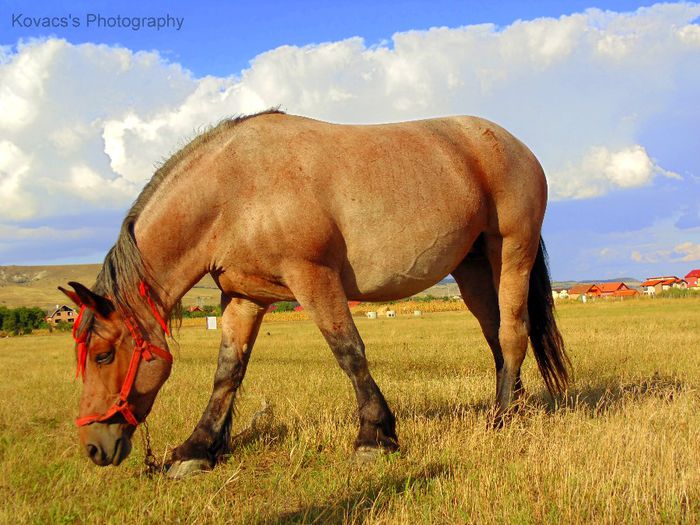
[392,373,688,423]
[539,372,687,415]
[266,462,452,525]
[228,423,289,452]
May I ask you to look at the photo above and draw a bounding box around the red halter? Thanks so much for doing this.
[72,282,172,427]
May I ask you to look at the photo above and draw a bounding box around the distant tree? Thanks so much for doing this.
[273,301,298,312]
[0,306,50,335]
[54,321,73,332]
[2,310,18,335]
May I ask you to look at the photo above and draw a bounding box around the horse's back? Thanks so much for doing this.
[209,113,546,301]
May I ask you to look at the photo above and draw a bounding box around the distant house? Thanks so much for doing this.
[347,301,362,309]
[611,289,639,298]
[551,288,569,300]
[568,284,601,299]
[640,276,687,295]
[46,305,77,325]
[187,306,203,313]
[597,282,639,298]
[685,269,700,288]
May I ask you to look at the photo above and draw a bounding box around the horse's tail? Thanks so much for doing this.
[528,238,571,396]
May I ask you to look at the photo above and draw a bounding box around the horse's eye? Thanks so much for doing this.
[95,351,114,365]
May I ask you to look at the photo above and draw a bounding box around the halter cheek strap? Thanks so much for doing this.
[73,281,172,427]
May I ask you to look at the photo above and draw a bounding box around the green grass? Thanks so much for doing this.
[1,297,699,523]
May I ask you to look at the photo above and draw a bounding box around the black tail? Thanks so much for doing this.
[528,239,571,396]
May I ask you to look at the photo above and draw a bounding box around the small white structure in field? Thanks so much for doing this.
[414,310,422,317]
[366,311,377,319]
[386,310,396,318]
[206,316,217,330]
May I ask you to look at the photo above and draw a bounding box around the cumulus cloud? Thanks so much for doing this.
[631,249,672,264]
[0,2,699,235]
[674,241,700,262]
[550,145,680,199]
[629,236,700,265]
[0,39,197,222]
[0,140,34,220]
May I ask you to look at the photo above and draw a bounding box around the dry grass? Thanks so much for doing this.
[1,297,699,524]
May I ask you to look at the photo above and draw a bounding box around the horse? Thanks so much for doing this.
[60,109,569,478]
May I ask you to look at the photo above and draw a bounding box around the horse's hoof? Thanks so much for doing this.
[353,446,385,464]
[166,459,212,479]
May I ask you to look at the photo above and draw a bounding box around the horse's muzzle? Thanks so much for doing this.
[84,425,132,466]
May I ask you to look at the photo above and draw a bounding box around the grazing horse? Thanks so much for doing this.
[61,109,569,477]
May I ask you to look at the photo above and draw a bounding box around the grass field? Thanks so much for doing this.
[1,297,699,524]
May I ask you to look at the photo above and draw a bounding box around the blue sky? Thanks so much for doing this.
[1,0,699,281]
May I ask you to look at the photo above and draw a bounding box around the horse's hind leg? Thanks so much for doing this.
[452,248,513,403]
[167,295,266,478]
[488,233,538,421]
[285,263,398,458]
[453,234,531,423]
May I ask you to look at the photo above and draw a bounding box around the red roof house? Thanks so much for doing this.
[641,276,687,295]
[568,284,601,298]
[597,282,627,296]
[613,288,639,298]
[685,269,700,288]
[596,282,639,298]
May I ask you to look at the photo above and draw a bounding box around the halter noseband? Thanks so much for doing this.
[72,281,172,427]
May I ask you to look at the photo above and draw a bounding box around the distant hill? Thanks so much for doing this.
[583,277,640,284]
[0,264,644,310]
[0,264,220,310]
[0,264,460,309]
[552,277,643,291]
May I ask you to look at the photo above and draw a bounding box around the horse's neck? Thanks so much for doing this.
[133,180,215,316]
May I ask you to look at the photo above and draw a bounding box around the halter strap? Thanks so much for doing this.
[73,281,172,427]
[73,305,88,379]
[139,281,169,336]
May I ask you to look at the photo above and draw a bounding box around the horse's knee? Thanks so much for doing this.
[499,318,528,360]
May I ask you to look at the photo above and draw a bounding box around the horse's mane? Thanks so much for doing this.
[77,108,285,338]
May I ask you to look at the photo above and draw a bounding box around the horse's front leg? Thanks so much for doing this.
[167,296,266,478]
[286,263,398,459]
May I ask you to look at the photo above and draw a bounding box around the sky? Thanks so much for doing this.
[0,0,699,281]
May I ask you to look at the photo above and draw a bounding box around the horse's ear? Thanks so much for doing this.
[65,281,115,319]
[58,285,82,307]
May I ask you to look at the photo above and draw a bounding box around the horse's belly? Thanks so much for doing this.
[342,225,478,301]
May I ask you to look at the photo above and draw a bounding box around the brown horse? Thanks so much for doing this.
[61,109,569,477]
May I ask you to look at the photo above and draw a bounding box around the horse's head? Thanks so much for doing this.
[60,281,172,466]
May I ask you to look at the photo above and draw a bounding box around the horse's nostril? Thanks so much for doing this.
[87,443,100,460]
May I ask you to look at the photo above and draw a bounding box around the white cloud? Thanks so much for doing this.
[628,229,700,265]
[631,249,671,264]
[550,145,681,199]
[674,241,700,262]
[0,39,197,222]
[0,2,699,228]
[0,224,96,241]
[0,140,34,220]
